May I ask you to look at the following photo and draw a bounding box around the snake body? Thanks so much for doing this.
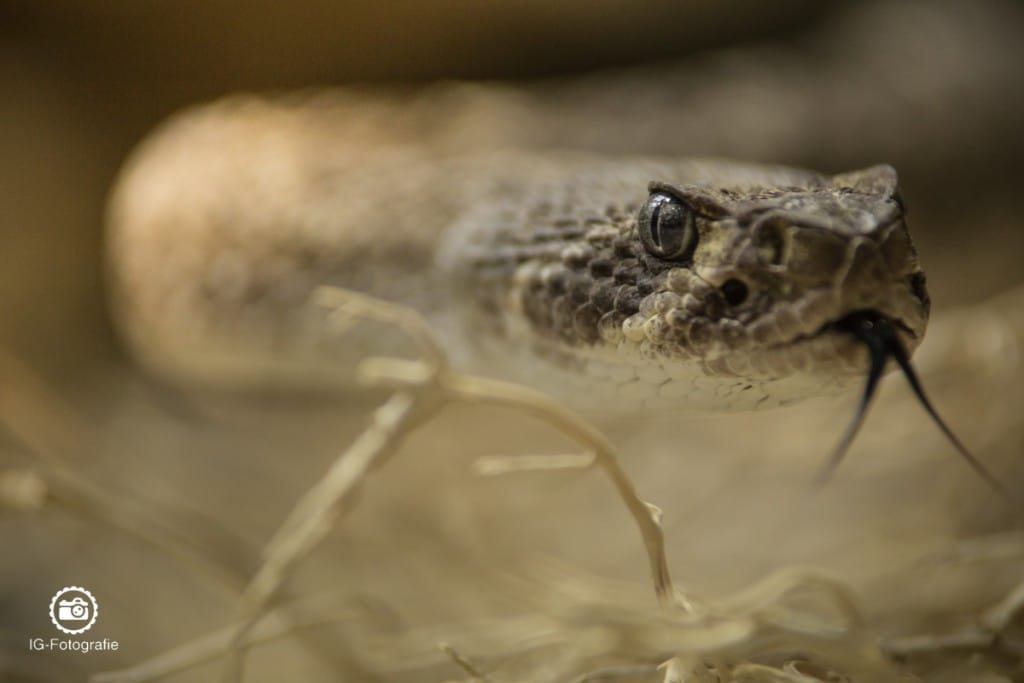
[108,97,928,411]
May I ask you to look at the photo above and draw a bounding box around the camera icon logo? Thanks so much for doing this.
[49,586,99,635]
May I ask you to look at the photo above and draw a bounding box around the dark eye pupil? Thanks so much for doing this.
[638,192,696,261]
[650,197,686,252]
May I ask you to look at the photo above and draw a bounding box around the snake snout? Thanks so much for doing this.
[834,228,929,346]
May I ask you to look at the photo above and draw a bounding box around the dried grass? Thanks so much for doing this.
[3,287,1022,682]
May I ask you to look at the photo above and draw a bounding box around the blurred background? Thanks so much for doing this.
[1,1,1022,681]
[0,0,835,377]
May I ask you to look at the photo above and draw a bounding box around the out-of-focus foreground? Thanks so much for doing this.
[1,1,1023,681]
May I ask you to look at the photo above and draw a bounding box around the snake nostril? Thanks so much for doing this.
[720,278,749,306]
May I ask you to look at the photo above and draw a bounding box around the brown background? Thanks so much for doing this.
[2,3,1022,682]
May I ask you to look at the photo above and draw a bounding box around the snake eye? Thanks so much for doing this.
[637,192,697,261]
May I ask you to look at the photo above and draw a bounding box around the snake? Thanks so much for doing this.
[103,0,1021,488]
[108,97,926,411]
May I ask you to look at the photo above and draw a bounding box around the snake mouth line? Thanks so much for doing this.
[829,310,917,341]
[766,308,918,353]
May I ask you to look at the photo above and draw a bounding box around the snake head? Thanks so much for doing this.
[626,163,929,407]
[454,160,930,410]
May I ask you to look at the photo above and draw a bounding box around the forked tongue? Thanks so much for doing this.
[814,311,1006,499]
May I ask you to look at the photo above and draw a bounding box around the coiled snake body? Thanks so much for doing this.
[108,98,928,412]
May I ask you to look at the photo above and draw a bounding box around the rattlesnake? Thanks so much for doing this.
[107,96,925,413]
[103,0,1023,489]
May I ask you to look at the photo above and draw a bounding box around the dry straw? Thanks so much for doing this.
[2,286,1016,682]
